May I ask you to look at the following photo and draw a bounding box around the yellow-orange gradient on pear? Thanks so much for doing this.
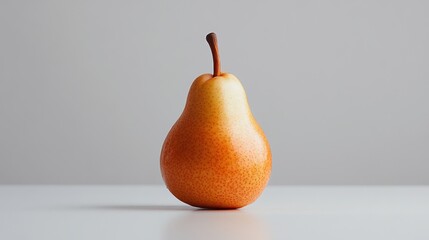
[160,33,271,209]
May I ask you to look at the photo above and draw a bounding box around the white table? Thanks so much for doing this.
[1,185,428,240]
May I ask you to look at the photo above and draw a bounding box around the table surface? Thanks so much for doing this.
[1,185,428,240]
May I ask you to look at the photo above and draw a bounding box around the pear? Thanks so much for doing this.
[160,33,271,209]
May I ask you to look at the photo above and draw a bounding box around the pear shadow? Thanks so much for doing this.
[64,204,195,212]
[79,204,247,212]
[93,204,195,211]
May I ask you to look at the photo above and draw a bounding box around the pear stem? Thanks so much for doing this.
[206,32,221,77]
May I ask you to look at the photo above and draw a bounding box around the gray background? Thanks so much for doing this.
[1,0,428,185]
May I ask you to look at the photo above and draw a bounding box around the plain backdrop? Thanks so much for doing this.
[1,0,428,184]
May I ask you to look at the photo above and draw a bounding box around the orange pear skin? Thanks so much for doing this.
[160,33,271,209]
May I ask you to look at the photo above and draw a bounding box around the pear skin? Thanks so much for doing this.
[160,33,271,209]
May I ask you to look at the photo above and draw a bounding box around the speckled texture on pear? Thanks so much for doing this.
[161,73,272,209]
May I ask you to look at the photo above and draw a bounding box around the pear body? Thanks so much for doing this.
[160,73,271,209]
